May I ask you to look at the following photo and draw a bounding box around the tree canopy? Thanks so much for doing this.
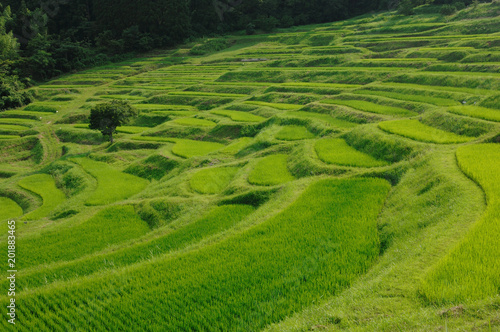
[89,100,138,143]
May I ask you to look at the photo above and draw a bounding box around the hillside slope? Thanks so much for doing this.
[0,3,499,331]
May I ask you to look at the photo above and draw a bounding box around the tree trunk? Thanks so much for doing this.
[109,132,113,143]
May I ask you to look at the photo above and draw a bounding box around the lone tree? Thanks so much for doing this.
[89,100,138,143]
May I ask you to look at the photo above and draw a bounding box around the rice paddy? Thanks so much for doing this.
[315,138,389,167]
[378,119,474,144]
[190,167,240,194]
[210,110,266,122]
[72,158,149,205]
[17,174,67,220]
[1,3,499,330]
[248,154,295,186]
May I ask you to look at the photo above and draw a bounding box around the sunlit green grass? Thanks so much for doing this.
[321,99,416,116]
[190,167,239,194]
[172,118,216,127]
[0,124,30,131]
[378,119,474,144]
[0,197,23,221]
[220,137,253,154]
[275,126,315,141]
[8,178,390,331]
[169,91,247,98]
[353,89,459,106]
[9,205,255,290]
[172,139,224,158]
[315,138,389,167]
[72,158,149,205]
[0,135,21,139]
[74,124,148,134]
[17,205,150,269]
[248,154,294,186]
[244,101,303,110]
[211,110,266,122]
[18,174,66,220]
[280,111,358,128]
[420,144,500,303]
[448,105,500,122]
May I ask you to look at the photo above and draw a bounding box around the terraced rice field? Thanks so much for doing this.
[0,3,499,331]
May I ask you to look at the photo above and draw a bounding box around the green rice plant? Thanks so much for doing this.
[0,197,23,221]
[23,105,58,113]
[0,124,30,131]
[168,91,247,98]
[8,178,389,331]
[115,126,150,134]
[353,89,460,106]
[172,139,224,158]
[190,167,239,194]
[17,205,150,269]
[248,154,294,186]
[124,155,178,180]
[11,204,255,290]
[244,101,303,110]
[378,119,474,144]
[315,138,389,167]
[1,110,53,119]
[321,99,416,117]
[0,135,21,139]
[275,126,315,141]
[220,137,253,155]
[18,174,66,220]
[99,95,145,100]
[0,118,35,125]
[72,158,149,205]
[134,104,197,111]
[210,110,266,122]
[172,118,217,127]
[420,144,500,303]
[448,106,500,122]
[279,111,358,128]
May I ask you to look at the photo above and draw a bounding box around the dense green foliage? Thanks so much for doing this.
[89,100,138,143]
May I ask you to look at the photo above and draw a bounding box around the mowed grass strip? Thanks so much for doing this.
[72,158,149,205]
[420,144,500,303]
[211,110,266,122]
[172,118,216,127]
[315,138,388,167]
[248,154,294,186]
[378,119,474,144]
[9,178,390,331]
[321,99,416,116]
[190,167,239,194]
[17,205,150,269]
[18,174,66,221]
[245,101,303,110]
[11,205,255,290]
[448,106,500,122]
[275,126,315,141]
[280,111,357,128]
[353,89,460,106]
[0,197,23,222]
